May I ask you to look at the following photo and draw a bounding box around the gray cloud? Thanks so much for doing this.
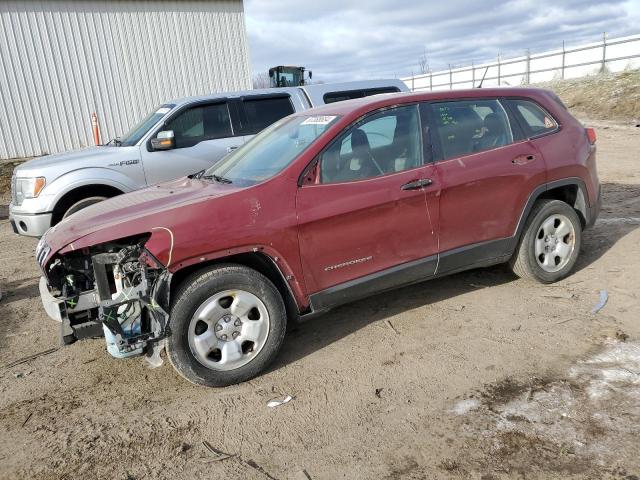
[244,0,639,82]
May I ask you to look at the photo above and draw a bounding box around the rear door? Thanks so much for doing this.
[296,105,440,302]
[140,100,243,185]
[427,98,546,271]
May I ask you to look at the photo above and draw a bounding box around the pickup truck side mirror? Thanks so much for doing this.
[151,130,175,151]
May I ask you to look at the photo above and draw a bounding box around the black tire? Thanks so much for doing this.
[166,264,287,387]
[509,199,582,283]
[62,196,107,219]
[52,185,121,225]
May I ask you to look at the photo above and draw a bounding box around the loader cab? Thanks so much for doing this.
[269,66,311,87]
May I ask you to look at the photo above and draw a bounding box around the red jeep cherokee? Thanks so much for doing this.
[37,88,600,386]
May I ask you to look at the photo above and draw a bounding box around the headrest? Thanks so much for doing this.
[351,128,371,150]
[483,113,502,134]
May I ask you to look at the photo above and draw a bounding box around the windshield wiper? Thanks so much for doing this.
[189,169,206,179]
[202,174,233,184]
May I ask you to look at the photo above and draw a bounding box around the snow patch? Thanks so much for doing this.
[451,398,480,415]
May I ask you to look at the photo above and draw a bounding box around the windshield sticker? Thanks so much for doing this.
[155,107,171,115]
[301,115,337,125]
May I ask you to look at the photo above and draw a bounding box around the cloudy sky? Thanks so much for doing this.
[244,0,640,82]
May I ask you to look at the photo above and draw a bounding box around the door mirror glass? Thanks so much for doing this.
[151,130,175,150]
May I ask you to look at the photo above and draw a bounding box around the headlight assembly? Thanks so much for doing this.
[15,177,46,205]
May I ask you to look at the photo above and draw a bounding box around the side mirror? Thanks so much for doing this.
[151,130,175,151]
[308,70,313,80]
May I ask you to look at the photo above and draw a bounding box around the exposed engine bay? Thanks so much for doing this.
[38,235,171,361]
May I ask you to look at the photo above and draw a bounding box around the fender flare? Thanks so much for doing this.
[513,177,592,241]
[161,243,308,313]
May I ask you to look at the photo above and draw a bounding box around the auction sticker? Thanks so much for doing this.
[301,115,337,125]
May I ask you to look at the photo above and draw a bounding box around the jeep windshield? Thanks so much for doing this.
[205,114,340,186]
[118,104,176,147]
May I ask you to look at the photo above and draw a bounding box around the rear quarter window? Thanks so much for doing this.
[509,99,558,138]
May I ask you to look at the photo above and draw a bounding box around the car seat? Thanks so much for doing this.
[473,113,508,152]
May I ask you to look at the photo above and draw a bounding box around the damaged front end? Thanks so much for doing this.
[37,234,171,360]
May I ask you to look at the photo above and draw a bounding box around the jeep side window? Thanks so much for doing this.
[242,96,295,135]
[319,105,422,183]
[162,103,232,149]
[430,99,513,160]
[511,99,558,137]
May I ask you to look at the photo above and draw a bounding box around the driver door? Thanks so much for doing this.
[140,100,244,185]
[296,104,440,307]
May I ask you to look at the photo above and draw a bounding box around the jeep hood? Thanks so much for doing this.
[43,176,242,257]
[16,146,138,177]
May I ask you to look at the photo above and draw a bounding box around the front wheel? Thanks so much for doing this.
[62,196,108,219]
[166,264,287,387]
[509,199,582,283]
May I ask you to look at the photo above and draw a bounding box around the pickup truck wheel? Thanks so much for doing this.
[62,196,107,219]
[509,199,582,283]
[166,264,287,387]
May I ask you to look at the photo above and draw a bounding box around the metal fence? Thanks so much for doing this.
[402,33,640,92]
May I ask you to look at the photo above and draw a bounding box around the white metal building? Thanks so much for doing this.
[0,0,252,160]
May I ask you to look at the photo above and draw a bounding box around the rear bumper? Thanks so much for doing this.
[9,207,52,237]
[586,184,602,229]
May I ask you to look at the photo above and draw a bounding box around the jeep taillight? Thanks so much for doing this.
[586,127,596,145]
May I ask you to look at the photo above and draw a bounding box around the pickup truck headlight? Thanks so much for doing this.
[14,177,46,205]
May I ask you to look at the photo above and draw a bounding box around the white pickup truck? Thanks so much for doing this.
[10,79,407,236]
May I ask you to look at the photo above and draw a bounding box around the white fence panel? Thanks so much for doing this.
[403,34,640,92]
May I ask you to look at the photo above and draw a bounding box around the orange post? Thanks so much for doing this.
[91,112,101,145]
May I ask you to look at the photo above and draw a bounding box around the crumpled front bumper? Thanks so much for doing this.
[39,277,101,322]
[39,276,104,342]
[39,277,63,322]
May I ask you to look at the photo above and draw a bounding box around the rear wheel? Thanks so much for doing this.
[509,199,582,283]
[166,264,287,387]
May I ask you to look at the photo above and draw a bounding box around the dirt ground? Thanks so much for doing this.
[1,122,639,480]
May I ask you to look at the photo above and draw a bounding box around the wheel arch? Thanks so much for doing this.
[51,184,124,225]
[515,178,591,241]
[538,183,588,228]
[168,252,303,324]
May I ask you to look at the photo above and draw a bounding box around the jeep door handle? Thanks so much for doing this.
[227,145,239,153]
[401,178,433,190]
[512,154,536,165]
